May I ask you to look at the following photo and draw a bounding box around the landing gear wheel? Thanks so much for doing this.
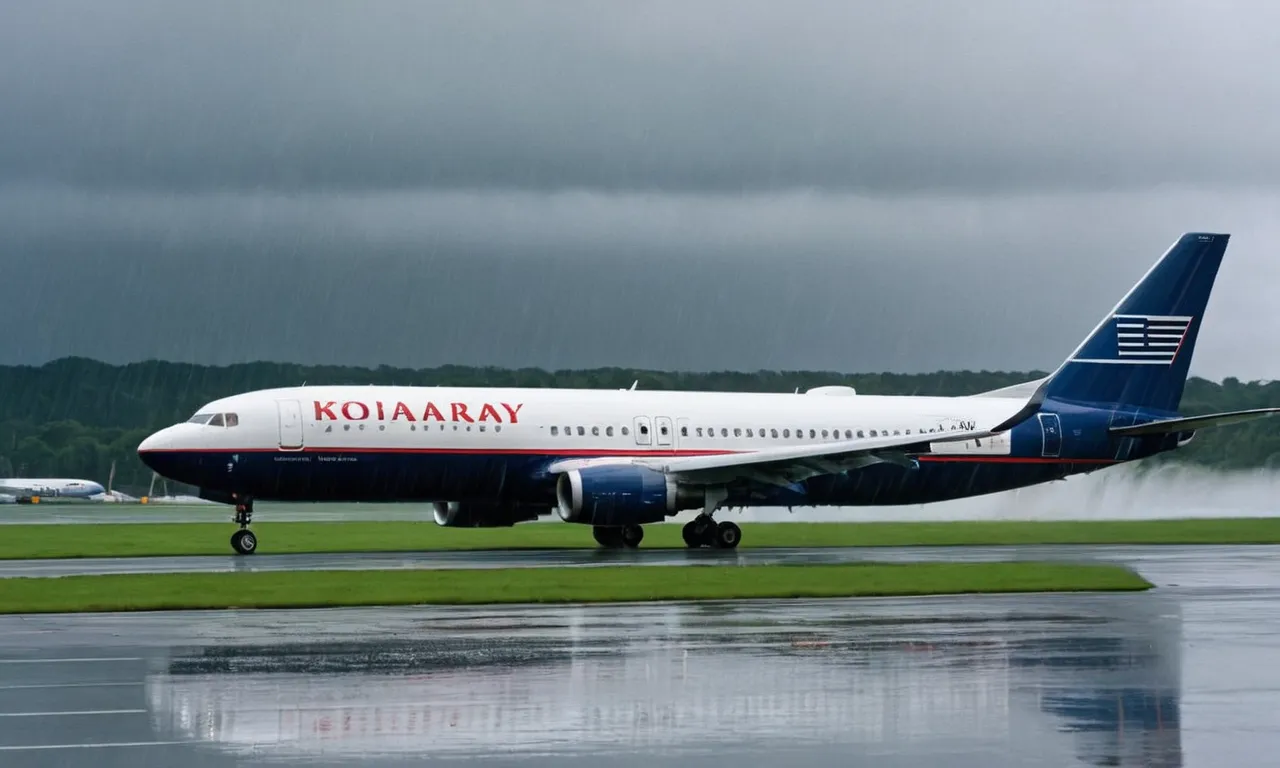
[231,528,257,555]
[230,499,256,555]
[683,516,718,548]
[592,526,624,548]
[714,521,741,549]
[621,524,644,549]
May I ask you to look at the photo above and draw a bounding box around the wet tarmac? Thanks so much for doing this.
[4,544,1279,594]
[0,548,1279,765]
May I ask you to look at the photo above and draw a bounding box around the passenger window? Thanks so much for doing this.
[870,429,878,437]
[721,428,728,437]
[771,429,778,438]
[822,430,829,438]
[551,426,559,436]
[208,413,225,427]
[783,429,790,438]
[622,426,630,436]
[857,430,865,438]
[746,428,753,437]
[734,428,742,437]
[592,426,600,436]
[845,430,852,439]
[577,426,585,436]
[697,427,704,437]
[607,426,614,437]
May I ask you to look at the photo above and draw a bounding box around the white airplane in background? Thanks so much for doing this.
[139,233,1280,555]
[0,478,107,504]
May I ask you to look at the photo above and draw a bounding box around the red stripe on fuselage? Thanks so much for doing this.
[138,447,742,456]
[137,446,1117,464]
[916,456,1117,464]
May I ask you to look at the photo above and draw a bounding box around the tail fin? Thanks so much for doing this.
[1038,232,1230,413]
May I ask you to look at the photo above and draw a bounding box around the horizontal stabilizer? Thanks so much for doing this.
[1109,407,1280,436]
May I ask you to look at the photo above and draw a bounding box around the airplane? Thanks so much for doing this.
[0,478,107,504]
[138,232,1280,556]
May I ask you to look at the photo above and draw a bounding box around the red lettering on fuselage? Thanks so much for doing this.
[341,401,370,420]
[313,400,524,423]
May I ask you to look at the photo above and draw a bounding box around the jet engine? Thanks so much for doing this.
[432,501,548,528]
[555,466,705,527]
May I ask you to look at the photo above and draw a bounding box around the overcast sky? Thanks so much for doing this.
[2,0,1279,380]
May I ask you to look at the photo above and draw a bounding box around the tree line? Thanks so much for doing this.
[1,357,1276,495]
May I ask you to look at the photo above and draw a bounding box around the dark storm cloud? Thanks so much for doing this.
[2,0,1280,194]
[3,1,1280,380]
[2,184,1278,378]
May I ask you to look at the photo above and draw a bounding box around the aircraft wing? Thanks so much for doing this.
[1109,407,1280,436]
[624,426,1000,487]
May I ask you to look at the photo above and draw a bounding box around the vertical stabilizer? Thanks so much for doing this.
[1039,232,1229,412]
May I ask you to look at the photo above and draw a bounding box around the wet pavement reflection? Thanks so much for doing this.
[0,589,1209,767]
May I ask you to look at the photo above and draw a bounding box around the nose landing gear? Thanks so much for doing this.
[231,499,257,555]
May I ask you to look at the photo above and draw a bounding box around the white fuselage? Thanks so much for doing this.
[141,385,1023,458]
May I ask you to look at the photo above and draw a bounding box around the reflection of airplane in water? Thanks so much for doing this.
[143,597,1182,766]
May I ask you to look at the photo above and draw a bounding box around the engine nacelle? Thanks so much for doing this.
[432,501,547,528]
[556,466,704,527]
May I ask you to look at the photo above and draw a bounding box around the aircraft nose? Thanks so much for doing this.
[137,426,178,472]
[137,430,165,455]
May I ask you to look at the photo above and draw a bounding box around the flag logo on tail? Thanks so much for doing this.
[1114,314,1193,363]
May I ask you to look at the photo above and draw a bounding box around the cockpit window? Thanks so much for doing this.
[190,412,239,427]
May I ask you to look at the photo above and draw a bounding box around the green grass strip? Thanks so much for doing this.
[0,562,1151,614]
[0,518,1279,560]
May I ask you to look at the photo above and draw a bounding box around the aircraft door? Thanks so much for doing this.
[654,416,674,449]
[633,416,653,446]
[277,399,305,451]
[1037,413,1062,458]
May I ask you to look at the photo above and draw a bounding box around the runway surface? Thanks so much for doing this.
[4,544,1280,592]
[0,546,1278,765]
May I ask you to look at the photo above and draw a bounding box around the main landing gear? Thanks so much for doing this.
[231,499,257,555]
[682,516,741,549]
[593,524,645,549]
[680,486,741,549]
